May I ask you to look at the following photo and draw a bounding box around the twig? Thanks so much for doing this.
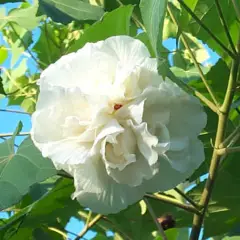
[145,194,201,215]
[216,146,240,155]
[74,214,102,240]
[174,187,201,210]
[0,109,29,115]
[48,227,68,239]
[0,136,19,148]
[194,90,218,113]
[8,22,47,69]
[167,4,219,107]
[75,211,92,240]
[0,132,30,138]
[190,50,240,240]
[177,0,236,60]
[220,125,240,147]
[144,197,168,240]
[214,0,237,55]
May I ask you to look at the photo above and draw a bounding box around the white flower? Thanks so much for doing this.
[31,36,207,214]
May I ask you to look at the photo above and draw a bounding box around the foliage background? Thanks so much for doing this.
[0,0,240,239]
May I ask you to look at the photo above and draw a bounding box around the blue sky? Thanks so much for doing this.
[0,1,220,239]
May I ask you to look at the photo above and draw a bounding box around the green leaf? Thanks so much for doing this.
[171,66,210,83]
[0,1,42,30]
[38,0,104,24]
[68,5,134,52]
[0,136,56,210]
[140,0,167,55]
[33,22,61,67]
[184,0,238,64]
[0,46,7,64]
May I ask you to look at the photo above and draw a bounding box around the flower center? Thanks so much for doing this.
[114,103,123,111]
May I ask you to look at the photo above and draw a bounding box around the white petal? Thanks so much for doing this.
[107,152,158,187]
[72,160,146,214]
[162,80,207,138]
[41,140,92,166]
[115,98,145,124]
[130,121,159,166]
[143,138,205,192]
[93,119,124,147]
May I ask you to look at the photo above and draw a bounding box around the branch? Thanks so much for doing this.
[216,146,240,155]
[177,0,236,60]
[167,4,219,107]
[144,197,168,240]
[0,109,29,115]
[174,187,201,210]
[74,214,102,240]
[145,193,201,215]
[220,125,240,147]
[214,0,237,54]
[0,136,19,148]
[0,132,30,138]
[190,52,240,240]
[8,23,47,69]
[48,227,68,239]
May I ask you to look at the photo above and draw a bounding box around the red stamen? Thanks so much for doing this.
[114,104,123,110]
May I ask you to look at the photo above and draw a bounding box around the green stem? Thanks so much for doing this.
[75,211,93,240]
[0,109,29,115]
[48,227,68,238]
[190,54,240,240]
[74,214,102,240]
[214,0,237,54]
[145,194,201,215]
[0,132,30,138]
[174,187,201,210]
[8,23,47,69]
[177,0,236,60]
[167,5,219,107]
[217,146,240,155]
[144,197,168,240]
[220,125,240,147]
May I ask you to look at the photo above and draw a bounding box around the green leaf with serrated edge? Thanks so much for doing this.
[0,1,42,30]
[0,136,56,210]
[68,5,134,52]
[38,0,104,24]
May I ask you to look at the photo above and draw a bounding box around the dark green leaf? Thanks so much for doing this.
[69,5,134,52]
[38,0,104,24]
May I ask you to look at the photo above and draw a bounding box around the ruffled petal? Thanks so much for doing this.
[144,138,205,192]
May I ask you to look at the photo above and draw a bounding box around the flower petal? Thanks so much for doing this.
[143,138,205,192]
